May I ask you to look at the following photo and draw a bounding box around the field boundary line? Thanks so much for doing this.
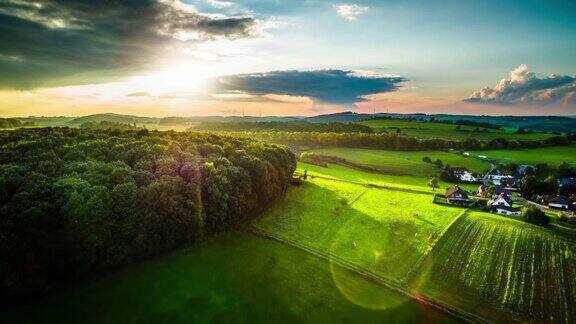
[403,209,470,284]
[250,224,487,324]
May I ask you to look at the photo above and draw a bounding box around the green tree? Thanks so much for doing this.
[428,177,439,191]
[520,175,540,200]
[542,176,559,195]
[522,205,549,226]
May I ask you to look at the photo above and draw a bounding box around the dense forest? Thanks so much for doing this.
[194,121,374,133]
[215,131,575,151]
[0,128,296,298]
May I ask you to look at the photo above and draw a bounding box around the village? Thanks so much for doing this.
[434,152,576,224]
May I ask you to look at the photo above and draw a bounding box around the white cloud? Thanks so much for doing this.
[466,65,576,106]
[205,0,234,9]
[334,4,369,21]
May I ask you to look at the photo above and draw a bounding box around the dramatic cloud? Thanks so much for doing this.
[0,0,255,89]
[334,4,369,21]
[207,69,405,105]
[465,65,576,106]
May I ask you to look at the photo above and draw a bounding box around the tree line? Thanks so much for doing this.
[194,121,374,133]
[215,131,575,151]
[0,128,296,298]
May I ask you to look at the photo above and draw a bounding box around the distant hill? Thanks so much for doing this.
[67,113,160,126]
[14,116,73,127]
[0,118,32,129]
[6,112,576,133]
[159,116,301,125]
[304,111,382,123]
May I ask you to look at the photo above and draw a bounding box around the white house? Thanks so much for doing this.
[548,197,571,210]
[494,206,521,216]
[451,167,478,183]
[486,174,514,186]
[488,194,513,207]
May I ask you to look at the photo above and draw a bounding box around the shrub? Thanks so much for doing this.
[522,205,549,226]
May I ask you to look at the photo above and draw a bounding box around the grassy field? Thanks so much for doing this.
[357,119,556,141]
[309,148,489,174]
[298,162,479,193]
[254,177,465,283]
[410,211,576,322]
[0,233,454,324]
[472,145,576,167]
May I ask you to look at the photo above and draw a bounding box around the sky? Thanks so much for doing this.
[0,0,575,117]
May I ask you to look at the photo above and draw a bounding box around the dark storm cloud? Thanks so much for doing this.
[0,0,255,89]
[465,65,576,106]
[208,70,406,105]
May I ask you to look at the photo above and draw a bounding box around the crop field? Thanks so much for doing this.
[472,145,576,167]
[254,177,465,283]
[357,119,555,141]
[297,161,479,193]
[410,211,576,322]
[308,148,489,174]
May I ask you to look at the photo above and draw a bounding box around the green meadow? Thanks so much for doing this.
[472,145,576,167]
[297,161,478,193]
[254,177,465,283]
[309,147,489,174]
[357,119,556,141]
[0,233,454,324]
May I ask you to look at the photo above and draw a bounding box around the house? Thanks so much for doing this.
[493,206,521,216]
[485,170,514,186]
[445,186,474,206]
[488,193,513,207]
[450,167,477,183]
[494,185,512,197]
[548,196,571,210]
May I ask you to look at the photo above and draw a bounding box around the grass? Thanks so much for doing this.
[410,211,576,322]
[357,119,556,141]
[298,162,478,193]
[0,233,454,324]
[309,147,489,174]
[472,145,576,167]
[254,177,465,283]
